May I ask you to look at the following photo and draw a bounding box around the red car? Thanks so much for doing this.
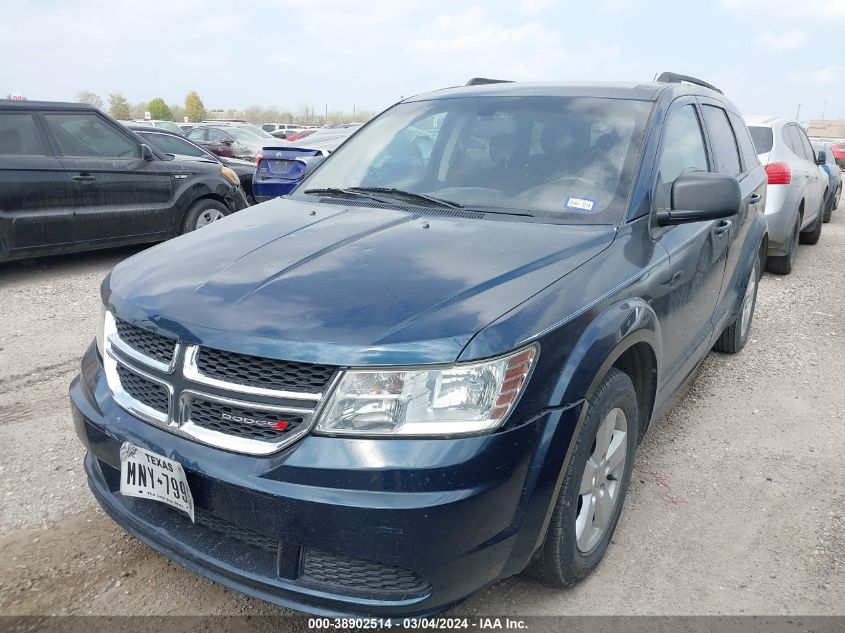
[830,140,845,171]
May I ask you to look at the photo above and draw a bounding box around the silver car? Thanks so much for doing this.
[746,116,827,275]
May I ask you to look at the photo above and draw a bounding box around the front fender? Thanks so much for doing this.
[550,298,661,410]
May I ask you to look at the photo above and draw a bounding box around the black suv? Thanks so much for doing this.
[0,101,248,262]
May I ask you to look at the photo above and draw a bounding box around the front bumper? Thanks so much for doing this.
[70,345,581,617]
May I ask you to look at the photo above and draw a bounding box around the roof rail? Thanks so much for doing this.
[656,72,722,94]
[465,77,513,86]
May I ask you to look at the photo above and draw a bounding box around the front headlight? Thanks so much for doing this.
[221,165,240,186]
[314,346,537,437]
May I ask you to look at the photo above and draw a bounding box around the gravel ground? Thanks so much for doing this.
[0,213,843,621]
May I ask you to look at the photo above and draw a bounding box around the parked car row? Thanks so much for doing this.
[746,115,837,274]
[0,101,248,262]
[65,73,780,618]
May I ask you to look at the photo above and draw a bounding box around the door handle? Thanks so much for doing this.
[72,174,96,183]
[748,192,761,204]
[713,219,732,236]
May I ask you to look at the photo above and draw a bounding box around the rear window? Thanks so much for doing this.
[748,126,773,154]
[0,112,49,155]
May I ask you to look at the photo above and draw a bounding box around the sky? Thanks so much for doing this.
[1,0,844,122]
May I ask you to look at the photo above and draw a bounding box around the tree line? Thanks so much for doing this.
[74,90,375,125]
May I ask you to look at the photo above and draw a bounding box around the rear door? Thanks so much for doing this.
[0,110,75,255]
[41,110,173,242]
[795,126,825,220]
[783,124,817,223]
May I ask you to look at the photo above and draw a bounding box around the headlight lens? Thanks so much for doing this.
[221,165,240,186]
[315,346,537,436]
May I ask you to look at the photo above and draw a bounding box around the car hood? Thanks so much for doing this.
[108,198,616,366]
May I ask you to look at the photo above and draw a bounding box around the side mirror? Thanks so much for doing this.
[140,144,155,161]
[221,139,234,146]
[817,150,827,165]
[656,171,741,226]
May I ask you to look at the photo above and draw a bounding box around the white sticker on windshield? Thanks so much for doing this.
[565,196,596,212]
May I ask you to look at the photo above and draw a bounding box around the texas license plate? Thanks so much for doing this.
[119,442,194,522]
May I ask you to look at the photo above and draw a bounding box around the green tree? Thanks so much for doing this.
[76,90,103,109]
[184,91,207,122]
[147,98,172,120]
[107,93,130,120]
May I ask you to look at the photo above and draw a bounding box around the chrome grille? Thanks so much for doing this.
[116,364,169,414]
[196,347,336,393]
[115,319,176,365]
[188,396,306,441]
[103,310,335,455]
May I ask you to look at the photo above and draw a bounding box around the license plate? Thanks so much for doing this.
[119,442,194,522]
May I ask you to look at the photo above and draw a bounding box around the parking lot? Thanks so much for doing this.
[0,211,842,619]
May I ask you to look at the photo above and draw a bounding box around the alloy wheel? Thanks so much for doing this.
[576,407,628,553]
[195,208,226,228]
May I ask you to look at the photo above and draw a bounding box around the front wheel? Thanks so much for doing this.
[526,368,638,586]
[713,255,759,354]
[181,199,230,234]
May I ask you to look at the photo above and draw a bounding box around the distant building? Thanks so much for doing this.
[806,119,845,139]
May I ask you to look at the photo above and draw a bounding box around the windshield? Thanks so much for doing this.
[748,126,773,154]
[228,128,263,143]
[297,96,652,222]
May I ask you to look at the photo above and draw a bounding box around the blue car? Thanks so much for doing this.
[813,140,842,222]
[253,125,362,201]
[71,73,767,617]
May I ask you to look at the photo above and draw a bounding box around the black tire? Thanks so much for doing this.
[799,200,823,245]
[766,215,799,275]
[181,199,230,234]
[713,255,759,354]
[526,368,638,587]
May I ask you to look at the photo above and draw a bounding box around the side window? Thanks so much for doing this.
[187,128,206,141]
[783,125,804,158]
[145,133,207,158]
[702,105,741,176]
[0,112,49,155]
[655,104,708,211]
[206,128,228,143]
[797,127,816,163]
[728,111,761,172]
[43,113,140,158]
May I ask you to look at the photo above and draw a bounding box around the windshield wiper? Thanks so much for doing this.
[346,187,464,209]
[302,187,393,205]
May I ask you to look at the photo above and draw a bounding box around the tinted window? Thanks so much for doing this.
[141,132,210,159]
[796,127,816,162]
[44,113,139,158]
[187,128,206,141]
[783,125,805,158]
[206,128,229,143]
[261,124,275,132]
[655,104,708,211]
[0,112,48,155]
[728,112,761,172]
[702,106,741,176]
[302,96,653,223]
[748,126,773,154]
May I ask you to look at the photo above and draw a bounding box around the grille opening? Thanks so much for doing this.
[115,319,176,365]
[196,347,336,392]
[301,548,430,599]
[116,364,169,414]
[189,396,305,442]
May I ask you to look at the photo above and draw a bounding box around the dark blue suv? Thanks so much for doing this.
[70,74,768,617]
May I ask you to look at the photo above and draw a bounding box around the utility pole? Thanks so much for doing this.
[795,103,802,122]
[822,101,827,119]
